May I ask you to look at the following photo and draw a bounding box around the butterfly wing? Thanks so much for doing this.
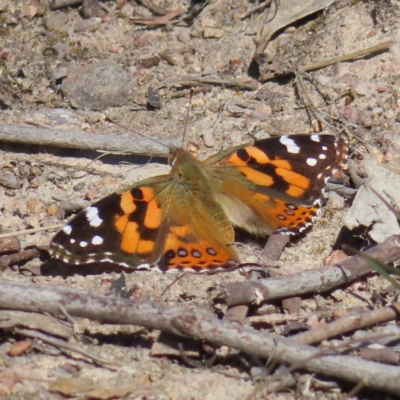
[50,168,239,271]
[204,134,347,235]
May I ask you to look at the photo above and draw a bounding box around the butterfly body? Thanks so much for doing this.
[50,134,347,272]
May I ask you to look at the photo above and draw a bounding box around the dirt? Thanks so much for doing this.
[1,0,400,399]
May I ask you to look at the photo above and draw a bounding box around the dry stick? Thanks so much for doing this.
[260,41,393,82]
[218,235,400,307]
[0,248,41,270]
[292,302,400,345]
[241,0,273,19]
[49,0,83,10]
[170,86,212,98]
[159,76,260,91]
[0,125,179,158]
[1,280,400,395]
[14,328,120,367]
[131,7,186,25]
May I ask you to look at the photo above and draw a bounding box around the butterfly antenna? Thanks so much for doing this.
[181,89,194,149]
[106,117,169,149]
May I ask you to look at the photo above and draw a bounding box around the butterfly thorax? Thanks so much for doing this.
[169,148,214,194]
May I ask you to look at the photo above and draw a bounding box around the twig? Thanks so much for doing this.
[0,225,62,239]
[49,0,82,10]
[170,86,212,98]
[0,248,41,270]
[216,235,400,306]
[260,41,392,82]
[1,279,400,395]
[13,328,120,367]
[131,7,187,25]
[159,76,260,91]
[0,125,179,158]
[292,303,400,345]
[241,0,273,19]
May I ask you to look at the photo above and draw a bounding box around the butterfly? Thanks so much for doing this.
[50,134,347,272]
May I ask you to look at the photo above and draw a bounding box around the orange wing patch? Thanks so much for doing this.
[160,226,238,271]
[268,198,319,232]
[114,187,161,256]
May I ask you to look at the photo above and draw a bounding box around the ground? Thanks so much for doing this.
[1,0,400,399]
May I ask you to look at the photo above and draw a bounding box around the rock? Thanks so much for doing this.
[74,17,101,33]
[60,62,132,111]
[203,27,225,39]
[44,12,69,32]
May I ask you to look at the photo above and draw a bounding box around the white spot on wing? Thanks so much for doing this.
[90,215,103,227]
[70,238,75,244]
[92,235,104,245]
[86,206,103,227]
[306,158,317,166]
[79,241,88,247]
[62,225,72,235]
[279,136,300,154]
[311,134,320,142]
[322,146,328,151]
[319,153,327,159]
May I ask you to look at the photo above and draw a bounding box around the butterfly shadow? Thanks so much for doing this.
[40,259,128,277]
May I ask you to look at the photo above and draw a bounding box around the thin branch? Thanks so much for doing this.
[1,279,400,395]
[159,76,260,91]
[292,303,400,345]
[241,0,273,19]
[217,235,400,306]
[0,248,41,270]
[260,41,392,82]
[0,125,179,158]
[0,225,62,239]
[14,328,120,367]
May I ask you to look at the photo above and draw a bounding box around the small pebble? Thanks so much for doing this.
[140,56,160,69]
[47,203,58,216]
[177,29,191,44]
[133,34,151,48]
[20,3,38,20]
[27,198,45,214]
[74,17,101,33]
[0,48,10,60]
[316,74,330,86]
[255,104,272,117]
[342,105,360,123]
[203,27,225,39]
[0,235,20,254]
[328,191,345,210]
[384,110,394,119]
[44,12,69,32]
[202,129,215,148]
[200,18,217,28]
[354,82,369,96]
[371,107,383,115]
[81,0,102,19]
[8,341,31,357]
[119,3,134,19]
